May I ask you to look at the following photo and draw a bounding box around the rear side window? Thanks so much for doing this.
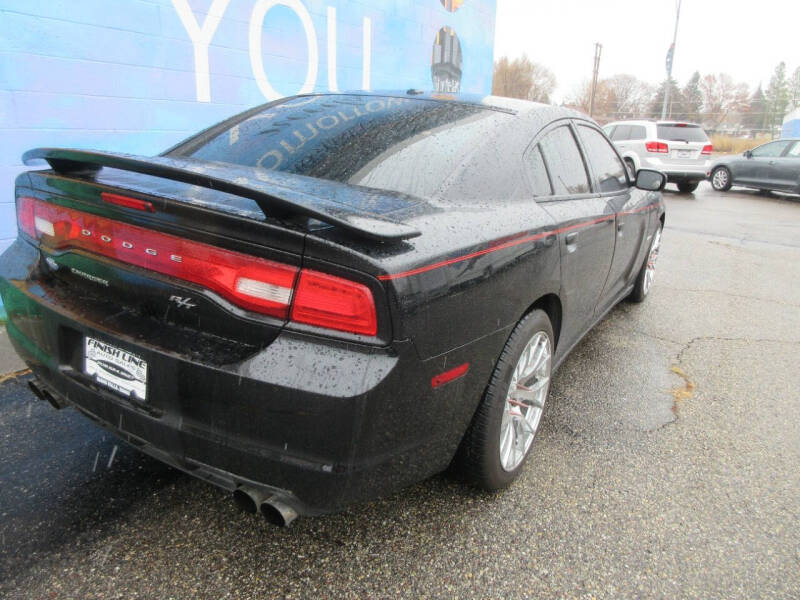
[610,125,631,141]
[657,124,709,142]
[526,145,553,197]
[539,126,591,195]
[629,125,647,140]
[787,142,800,157]
[577,125,628,193]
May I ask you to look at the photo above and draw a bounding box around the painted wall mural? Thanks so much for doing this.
[0,0,498,256]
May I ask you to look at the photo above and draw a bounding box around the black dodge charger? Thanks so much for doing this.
[0,92,666,526]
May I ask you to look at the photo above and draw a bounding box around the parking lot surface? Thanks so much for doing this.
[1,184,799,599]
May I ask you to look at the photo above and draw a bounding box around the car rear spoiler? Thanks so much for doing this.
[22,148,422,242]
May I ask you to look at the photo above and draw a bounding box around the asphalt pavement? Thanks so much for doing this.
[1,184,799,599]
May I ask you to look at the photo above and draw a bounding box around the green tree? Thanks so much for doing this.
[744,84,766,132]
[789,66,800,110]
[764,62,789,134]
[681,71,703,122]
[648,78,684,119]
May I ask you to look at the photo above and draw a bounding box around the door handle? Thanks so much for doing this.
[617,221,624,232]
[565,232,578,245]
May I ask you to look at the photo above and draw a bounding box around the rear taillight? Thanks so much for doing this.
[645,141,669,153]
[701,144,713,155]
[291,270,377,336]
[16,197,378,336]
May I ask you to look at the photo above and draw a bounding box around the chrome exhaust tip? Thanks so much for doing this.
[232,487,267,514]
[260,495,298,527]
[233,487,299,527]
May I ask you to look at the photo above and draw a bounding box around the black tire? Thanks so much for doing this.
[710,166,732,191]
[677,181,699,193]
[629,224,663,303]
[450,309,554,491]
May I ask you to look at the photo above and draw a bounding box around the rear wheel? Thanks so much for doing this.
[711,166,732,191]
[451,310,553,490]
[677,181,699,193]
[629,225,662,303]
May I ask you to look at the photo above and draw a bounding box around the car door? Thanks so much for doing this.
[736,140,793,186]
[764,141,800,190]
[574,122,650,311]
[532,122,616,351]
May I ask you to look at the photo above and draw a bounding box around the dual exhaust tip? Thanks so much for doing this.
[30,378,298,527]
[233,487,298,527]
[28,379,66,410]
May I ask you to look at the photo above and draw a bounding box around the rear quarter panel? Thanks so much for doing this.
[307,200,561,360]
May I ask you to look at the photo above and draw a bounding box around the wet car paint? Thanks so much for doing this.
[0,93,665,515]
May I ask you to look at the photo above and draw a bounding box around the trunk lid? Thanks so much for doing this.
[655,123,711,164]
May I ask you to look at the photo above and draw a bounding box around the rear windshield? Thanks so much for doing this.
[168,95,512,201]
[657,124,709,142]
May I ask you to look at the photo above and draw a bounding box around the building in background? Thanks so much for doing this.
[0,0,497,260]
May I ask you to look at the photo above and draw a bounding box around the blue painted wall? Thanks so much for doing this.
[782,109,800,138]
[0,0,497,258]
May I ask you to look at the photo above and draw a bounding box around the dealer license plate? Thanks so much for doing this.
[677,149,692,158]
[84,337,148,400]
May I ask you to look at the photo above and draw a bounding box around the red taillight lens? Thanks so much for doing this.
[645,141,669,153]
[22,197,298,319]
[18,197,379,336]
[17,196,36,238]
[291,270,377,336]
[701,144,713,155]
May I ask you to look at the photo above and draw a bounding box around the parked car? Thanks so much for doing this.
[0,93,666,525]
[709,139,800,194]
[603,120,712,193]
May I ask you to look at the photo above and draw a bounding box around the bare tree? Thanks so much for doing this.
[565,79,612,118]
[528,61,557,103]
[603,74,654,120]
[700,73,749,129]
[566,75,651,122]
[492,55,556,103]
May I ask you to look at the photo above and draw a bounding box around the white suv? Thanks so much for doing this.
[603,120,712,193]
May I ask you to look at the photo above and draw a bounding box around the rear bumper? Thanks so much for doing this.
[662,171,708,183]
[1,240,493,514]
[638,157,710,182]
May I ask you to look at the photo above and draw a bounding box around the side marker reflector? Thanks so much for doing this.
[431,362,470,388]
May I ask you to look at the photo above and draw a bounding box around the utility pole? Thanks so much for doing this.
[661,0,682,120]
[589,43,602,118]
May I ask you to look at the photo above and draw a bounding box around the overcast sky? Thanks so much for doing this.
[493,0,799,102]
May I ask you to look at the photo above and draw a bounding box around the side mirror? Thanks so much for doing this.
[635,169,666,192]
[743,150,752,158]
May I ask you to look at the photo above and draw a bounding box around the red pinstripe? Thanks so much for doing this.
[377,203,656,281]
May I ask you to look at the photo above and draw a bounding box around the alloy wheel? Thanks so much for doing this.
[643,227,662,295]
[712,168,729,190]
[499,331,552,471]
